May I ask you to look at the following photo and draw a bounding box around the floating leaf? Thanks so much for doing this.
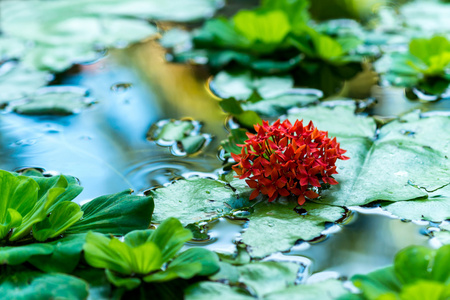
[288,106,450,216]
[0,63,51,103]
[13,86,95,116]
[150,178,251,225]
[148,119,211,156]
[186,274,348,300]
[210,71,293,100]
[241,90,321,117]
[0,37,26,61]
[241,201,345,258]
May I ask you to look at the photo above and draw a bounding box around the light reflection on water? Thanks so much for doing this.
[0,40,447,280]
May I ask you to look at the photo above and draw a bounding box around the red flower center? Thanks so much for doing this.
[231,119,349,205]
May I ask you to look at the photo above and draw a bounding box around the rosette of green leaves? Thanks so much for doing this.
[83,217,220,290]
[0,170,83,243]
[377,36,450,97]
[0,169,154,273]
[167,0,364,96]
[351,245,450,300]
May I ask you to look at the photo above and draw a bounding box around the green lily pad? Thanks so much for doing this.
[12,86,96,115]
[148,119,211,155]
[21,45,100,73]
[434,223,450,245]
[210,71,294,100]
[84,0,224,22]
[0,266,89,300]
[288,106,450,214]
[287,105,376,139]
[0,37,26,61]
[241,91,321,117]
[0,64,51,103]
[150,178,251,225]
[382,185,450,222]
[186,277,348,300]
[210,261,301,298]
[401,1,450,34]
[241,201,345,258]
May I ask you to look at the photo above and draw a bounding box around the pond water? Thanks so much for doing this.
[0,39,446,279]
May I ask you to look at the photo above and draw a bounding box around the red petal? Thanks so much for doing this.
[249,189,260,200]
[297,195,306,205]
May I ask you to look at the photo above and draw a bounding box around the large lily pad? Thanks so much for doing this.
[382,185,450,222]
[150,178,251,225]
[241,201,345,258]
[287,106,450,217]
[287,105,376,139]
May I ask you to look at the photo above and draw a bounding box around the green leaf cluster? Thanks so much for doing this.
[0,169,154,273]
[377,36,450,96]
[169,0,364,91]
[351,245,450,300]
[83,217,220,290]
[0,170,83,243]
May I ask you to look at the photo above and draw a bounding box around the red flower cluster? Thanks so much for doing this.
[231,119,349,205]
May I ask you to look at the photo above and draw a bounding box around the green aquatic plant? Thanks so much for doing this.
[0,170,83,243]
[166,0,365,96]
[377,36,450,97]
[83,217,220,290]
[351,245,450,300]
[185,260,349,299]
[0,169,154,273]
[147,119,211,155]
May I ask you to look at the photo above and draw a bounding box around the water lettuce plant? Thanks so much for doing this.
[231,119,349,205]
[377,36,450,97]
[351,245,450,300]
[0,169,154,272]
[83,217,220,290]
[167,0,364,95]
